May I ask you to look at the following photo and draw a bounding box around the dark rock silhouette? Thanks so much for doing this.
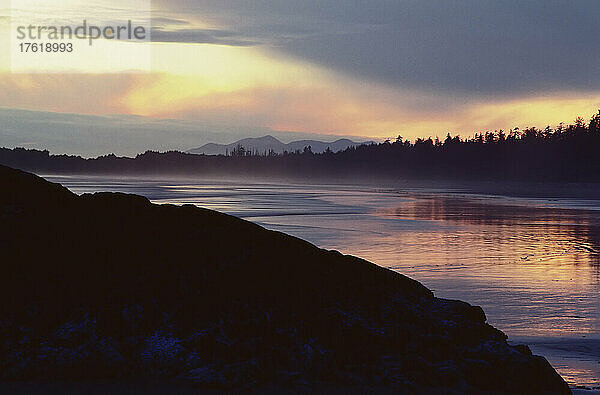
[0,165,571,393]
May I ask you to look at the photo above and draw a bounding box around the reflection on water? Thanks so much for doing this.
[46,175,600,388]
[369,196,600,337]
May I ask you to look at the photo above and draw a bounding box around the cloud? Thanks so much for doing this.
[152,16,191,26]
[0,74,135,114]
[151,27,258,46]
[154,0,600,97]
[150,14,260,46]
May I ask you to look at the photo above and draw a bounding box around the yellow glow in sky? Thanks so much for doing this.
[1,2,599,141]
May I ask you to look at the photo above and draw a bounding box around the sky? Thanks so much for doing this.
[1,0,600,155]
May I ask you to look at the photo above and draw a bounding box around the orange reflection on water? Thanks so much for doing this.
[326,195,600,338]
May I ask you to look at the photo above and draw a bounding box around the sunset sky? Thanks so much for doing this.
[1,0,600,156]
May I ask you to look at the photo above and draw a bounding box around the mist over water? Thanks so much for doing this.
[47,175,600,388]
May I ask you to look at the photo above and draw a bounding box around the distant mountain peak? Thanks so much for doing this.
[188,136,371,155]
[254,135,280,142]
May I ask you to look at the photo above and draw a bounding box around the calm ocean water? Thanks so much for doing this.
[46,175,600,389]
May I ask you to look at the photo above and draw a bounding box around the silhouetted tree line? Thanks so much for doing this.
[2,111,600,181]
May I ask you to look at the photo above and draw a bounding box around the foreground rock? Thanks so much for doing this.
[0,165,570,394]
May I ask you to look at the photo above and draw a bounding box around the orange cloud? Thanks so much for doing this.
[1,69,599,144]
[0,73,141,114]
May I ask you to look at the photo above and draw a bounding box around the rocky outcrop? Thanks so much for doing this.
[0,165,570,393]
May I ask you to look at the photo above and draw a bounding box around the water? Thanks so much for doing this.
[46,175,600,389]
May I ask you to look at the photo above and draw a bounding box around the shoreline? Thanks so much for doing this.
[40,173,600,389]
[0,165,572,393]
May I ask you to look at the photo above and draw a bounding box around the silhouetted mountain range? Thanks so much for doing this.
[1,112,600,182]
[0,165,570,393]
[187,135,370,155]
